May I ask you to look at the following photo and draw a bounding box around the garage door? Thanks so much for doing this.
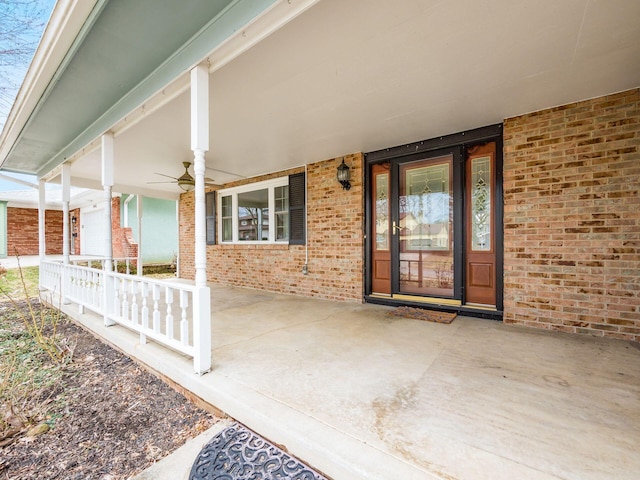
[81,209,107,256]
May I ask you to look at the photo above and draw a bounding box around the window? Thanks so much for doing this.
[218,174,305,244]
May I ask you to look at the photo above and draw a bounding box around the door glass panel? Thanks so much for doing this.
[375,173,389,251]
[399,156,453,297]
[471,155,491,251]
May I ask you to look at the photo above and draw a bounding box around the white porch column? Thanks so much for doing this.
[61,163,71,265]
[102,133,115,327]
[136,194,143,276]
[102,133,114,272]
[191,64,209,287]
[38,180,46,260]
[191,63,211,374]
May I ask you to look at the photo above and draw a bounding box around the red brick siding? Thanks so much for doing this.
[179,153,364,302]
[111,197,138,260]
[503,88,640,341]
[6,208,63,256]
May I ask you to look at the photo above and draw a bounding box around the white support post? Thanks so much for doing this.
[193,285,211,374]
[38,180,46,292]
[102,133,115,326]
[191,64,208,288]
[61,163,71,265]
[61,164,71,304]
[136,195,143,276]
[191,64,211,374]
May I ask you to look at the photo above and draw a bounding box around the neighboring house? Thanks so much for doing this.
[0,190,63,258]
[0,187,177,265]
[0,0,638,342]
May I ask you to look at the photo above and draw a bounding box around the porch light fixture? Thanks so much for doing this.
[178,161,195,192]
[337,158,351,190]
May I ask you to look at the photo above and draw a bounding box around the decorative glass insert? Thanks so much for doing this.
[238,189,269,241]
[375,173,389,250]
[221,195,232,242]
[471,155,491,251]
[275,185,289,241]
[403,163,450,250]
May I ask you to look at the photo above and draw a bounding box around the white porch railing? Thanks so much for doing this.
[70,256,138,275]
[40,260,211,374]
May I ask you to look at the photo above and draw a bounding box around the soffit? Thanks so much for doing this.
[0,0,275,176]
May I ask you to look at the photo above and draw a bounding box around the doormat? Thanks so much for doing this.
[388,306,457,324]
[190,422,329,480]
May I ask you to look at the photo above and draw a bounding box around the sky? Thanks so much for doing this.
[0,0,57,191]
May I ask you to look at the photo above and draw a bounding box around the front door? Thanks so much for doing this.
[368,135,500,310]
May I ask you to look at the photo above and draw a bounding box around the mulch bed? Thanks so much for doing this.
[0,303,221,480]
[388,306,457,324]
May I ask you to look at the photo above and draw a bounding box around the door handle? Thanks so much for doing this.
[392,221,400,235]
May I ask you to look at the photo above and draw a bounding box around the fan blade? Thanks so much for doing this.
[147,180,176,185]
[154,172,179,180]
[205,167,246,178]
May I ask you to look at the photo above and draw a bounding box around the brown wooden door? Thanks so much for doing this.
[465,142,497,306]
[371,163,391,294]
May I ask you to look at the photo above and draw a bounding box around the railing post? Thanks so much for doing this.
[193,286,211,375]
[103,271,115,326]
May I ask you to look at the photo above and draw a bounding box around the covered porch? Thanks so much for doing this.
[55,283,640,480]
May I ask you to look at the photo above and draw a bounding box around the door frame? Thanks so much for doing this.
[364,124,504,317]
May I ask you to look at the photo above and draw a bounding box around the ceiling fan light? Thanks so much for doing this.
[178,178,195,192]
[178,161,195,192]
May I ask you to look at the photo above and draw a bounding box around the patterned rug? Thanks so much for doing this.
[190,422,328,480]
[388,306,457,324]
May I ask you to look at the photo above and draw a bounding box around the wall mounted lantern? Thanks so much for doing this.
[337,158,351,190]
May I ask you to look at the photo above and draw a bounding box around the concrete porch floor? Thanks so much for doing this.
[61,284,640,480]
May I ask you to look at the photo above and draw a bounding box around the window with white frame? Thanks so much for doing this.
[218,177,291,243]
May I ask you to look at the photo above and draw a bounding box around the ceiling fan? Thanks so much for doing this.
[148,162,218,191]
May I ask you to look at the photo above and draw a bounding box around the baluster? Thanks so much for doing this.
[152,284,161,333]
[130,280,139,325]
[179,290,189,346]
[94,271,101,310]
[140,282,148,344]
[113,277,121,319]
[165,287,174,340]
[121,277,129,321]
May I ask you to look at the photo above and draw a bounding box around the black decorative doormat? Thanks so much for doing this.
[189,422,329,480]
[388,306,457,324]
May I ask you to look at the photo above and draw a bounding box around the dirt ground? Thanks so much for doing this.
[0,304,221,480]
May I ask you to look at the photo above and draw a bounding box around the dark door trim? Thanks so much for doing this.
[364,124,504,317]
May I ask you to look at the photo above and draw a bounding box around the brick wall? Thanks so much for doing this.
[111,197,138,260]
[179,153,364,301]
[503,88,640,341]
[7,208,63,256]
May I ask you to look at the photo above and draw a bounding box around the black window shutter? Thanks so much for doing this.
[206,191,216,245]
[289,172,306,245]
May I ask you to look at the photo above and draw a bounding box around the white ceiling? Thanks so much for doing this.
[68,0,640,197]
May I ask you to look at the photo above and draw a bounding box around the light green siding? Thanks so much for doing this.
[122,195,177,264]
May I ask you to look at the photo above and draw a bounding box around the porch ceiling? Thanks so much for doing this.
[2,0,639,196]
